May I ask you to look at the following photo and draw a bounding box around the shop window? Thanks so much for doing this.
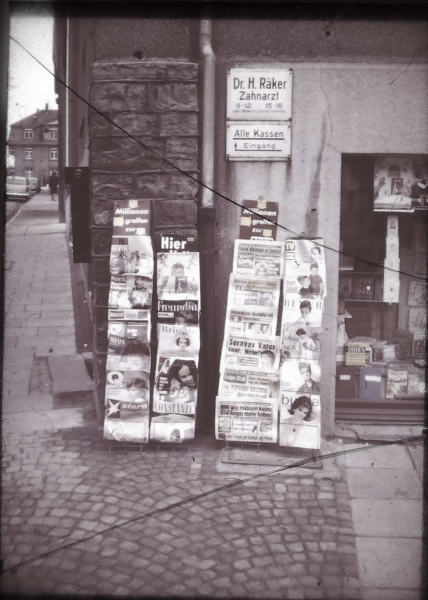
[50,148,58,160]
[24,129,33,139]
[336,154,427,423]
[25,148,33,159]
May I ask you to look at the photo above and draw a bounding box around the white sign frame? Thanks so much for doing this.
[227,68,293,121]
[226,121,291,161]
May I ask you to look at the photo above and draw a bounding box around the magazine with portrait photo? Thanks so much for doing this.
[157,252,200,300]
[280,359,321,394]
[279,391,321,449]
[284,238,326,297]
[157,324,200,360]
[153,355,199,415]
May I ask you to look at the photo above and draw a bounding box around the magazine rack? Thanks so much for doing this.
[154,442,193,452]
[108,440,148,453]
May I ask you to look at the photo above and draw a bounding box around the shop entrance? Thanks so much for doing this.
[336,155,427,423]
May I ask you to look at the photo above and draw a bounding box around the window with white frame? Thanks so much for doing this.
[25,148,33,159]
[50,129,58,139]
[50,148,58,160]
[24,129,33,139]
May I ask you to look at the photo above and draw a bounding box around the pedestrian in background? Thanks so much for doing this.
[49,170,58,201]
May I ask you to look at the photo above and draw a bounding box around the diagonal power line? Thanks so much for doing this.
[9,35,427,283]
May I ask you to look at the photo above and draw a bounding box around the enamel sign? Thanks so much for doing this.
[226,122,291,161]
[227,68,292,121]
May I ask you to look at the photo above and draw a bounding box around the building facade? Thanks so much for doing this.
[7,106,58,182]
[53,5,427,435]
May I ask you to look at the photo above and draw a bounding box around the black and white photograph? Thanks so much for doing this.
[1,2,426,599]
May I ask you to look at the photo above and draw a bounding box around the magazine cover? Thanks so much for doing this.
[157,252,200,300]
[284,238,326,296]
[232,239,285,278]
[157,299,200,325]
[282,294,324,335]
[108,309,151,324]
[221,334,281,371]
[112,199,151,236]
[110,235,154,276]
[107,321,150,356]
[150,414,195,444]
[159,232,198,253]
[373,155,428,210]
[386,366,408,398]
[280,359,321,393]
[106,353,150,375]
[153,356,198,415]
[279,392,321,449]
[106,367,150,390]
[103,389,150,443]
[157,324,200,359]
[215,397,278,443]
[228,274,281,309]
[108,275,153,310]
[218,367,280,400]
[225,306,278,337]
[280,329,322,362]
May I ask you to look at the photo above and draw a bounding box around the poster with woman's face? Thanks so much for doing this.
[280,359,321,393]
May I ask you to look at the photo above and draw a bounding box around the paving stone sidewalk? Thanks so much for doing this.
[1,425,362,599]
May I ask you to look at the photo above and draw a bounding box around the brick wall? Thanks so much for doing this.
[89,61,200,417]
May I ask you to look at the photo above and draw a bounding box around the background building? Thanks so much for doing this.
[7,105,58,182]
[53,4,427,433]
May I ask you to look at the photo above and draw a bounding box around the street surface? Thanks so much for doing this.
[1,191,424,599]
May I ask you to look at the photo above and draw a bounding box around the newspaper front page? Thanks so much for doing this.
[221,333,281,371]
[219,367,280,400]
[215,397,278,443]
[233,239,285,278]
[225,306,278,337]
[228,274,281,309]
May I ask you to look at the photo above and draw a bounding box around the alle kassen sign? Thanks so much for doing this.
[226,122,291,161]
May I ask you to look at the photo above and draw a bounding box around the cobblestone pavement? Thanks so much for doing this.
[1,424,362,599]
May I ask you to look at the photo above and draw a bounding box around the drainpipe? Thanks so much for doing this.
[198,20,217,432]
[199,19,215,208]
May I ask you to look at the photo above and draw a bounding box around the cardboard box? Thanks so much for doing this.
[345,342,372,366]
[359,366,386,400]
[336,365,359,399]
